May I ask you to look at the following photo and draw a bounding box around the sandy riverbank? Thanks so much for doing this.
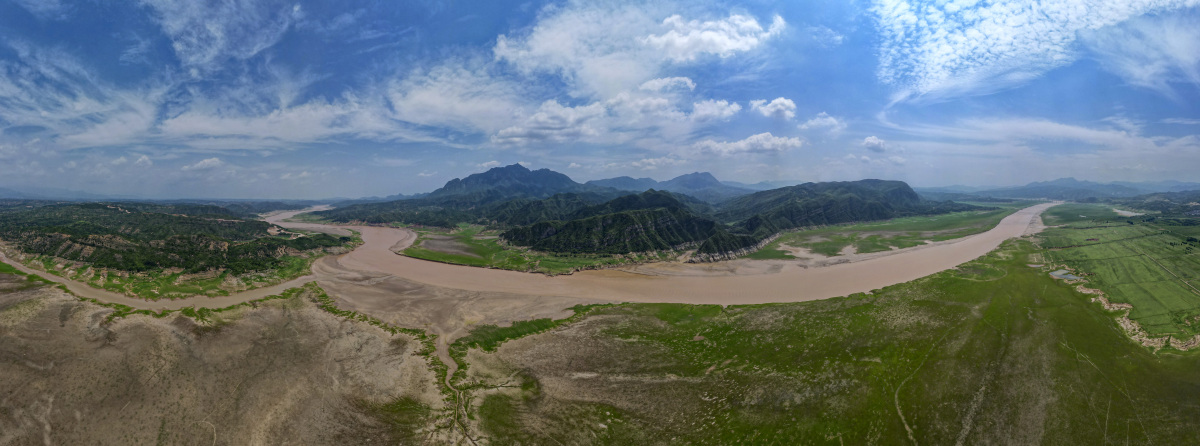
[0,202,1058,310]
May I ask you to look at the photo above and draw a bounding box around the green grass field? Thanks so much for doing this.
[461,238,1200,444]
[1040,221,1200,337]
[1041,203,1123,225]
[749,207,1022,259]
[402,225,674,275]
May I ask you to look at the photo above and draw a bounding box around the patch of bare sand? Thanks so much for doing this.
[281,202,1059,305]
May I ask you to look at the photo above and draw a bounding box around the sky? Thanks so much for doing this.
[1,0,1199,199]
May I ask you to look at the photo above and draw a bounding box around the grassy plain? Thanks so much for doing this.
[748,206,1026,259]
[457,238,1200,444]
[402,225,675,275]
[1041,203,1122,225]
[1040,220,1200,337]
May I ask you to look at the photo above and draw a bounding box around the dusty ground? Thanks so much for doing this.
[0,280,443,445]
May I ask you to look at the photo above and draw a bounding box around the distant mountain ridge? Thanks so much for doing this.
[586,172,753,203]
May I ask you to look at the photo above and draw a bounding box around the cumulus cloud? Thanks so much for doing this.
[567,162,582,169]
[799,112,846,134]
[750,97,796,119]
[631,157,684,170]
[691,100,741,121]
[495,4,783,97]
[644,14,786,62]
[639,77,695,91]
[492,100,606,145]
[862,136,886,152]
[134,155,153,167]
[871,0,1200,101]
[694,132,803,156]
[181,157,223,171]
[477,160,501,169]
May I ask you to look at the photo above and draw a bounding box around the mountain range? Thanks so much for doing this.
[316,164,985,259]
[586,171,755,203]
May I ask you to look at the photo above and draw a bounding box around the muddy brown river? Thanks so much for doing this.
[0,202,1057,310]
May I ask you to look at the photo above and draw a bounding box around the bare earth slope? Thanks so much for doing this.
[0,282,441,445]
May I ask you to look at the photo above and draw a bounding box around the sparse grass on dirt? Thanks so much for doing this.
[460,238,1200,444]
[403,225,674,275]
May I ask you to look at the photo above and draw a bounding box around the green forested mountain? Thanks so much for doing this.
[314,164,626,225]
[500,191,732,254]
[715,180,980,238]
[501,180,985,257]
[0,203,349,273]
[428,163,605,202]
[585,172,754,203]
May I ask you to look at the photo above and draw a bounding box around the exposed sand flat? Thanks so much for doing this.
[275,202,1059,305]
[0,202,1057,310]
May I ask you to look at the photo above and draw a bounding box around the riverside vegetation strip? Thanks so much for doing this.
[0,201,358,300]
[451,238,1200,444]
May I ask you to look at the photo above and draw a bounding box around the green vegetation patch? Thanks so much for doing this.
[1041,221,1200,337]
[1041,203,1122,225]
[466,239,1200,444]
[754,208,1018,258]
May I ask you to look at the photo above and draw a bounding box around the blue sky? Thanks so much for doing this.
[1,0,1199,199]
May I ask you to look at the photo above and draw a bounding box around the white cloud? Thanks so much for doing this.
[799,112,846,134]
[862,136,887,152]
[871,0,1200,101]
[280,171,311,180]
[639,77,695,91]
[694,132,804,156]
[495,4,783,98]
[631,157,683,170]
[1080,14,1200,97]
[749,97,796,119]
[691,99,741,121]
[111,156,128,166]
[1164,118,1200,125]
[417,171,436,177]
[807,26,844,47]
[134,155,153,167]
[567,162,582,169]
[644,14,786,62]
[477,160,501,169]
[181,157,223,171]
[139,0,302,71]
[492,100,606,145]
[386,64,527,134]
[12,0,70,20]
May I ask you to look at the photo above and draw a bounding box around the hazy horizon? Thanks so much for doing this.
[1,0,1199,199]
